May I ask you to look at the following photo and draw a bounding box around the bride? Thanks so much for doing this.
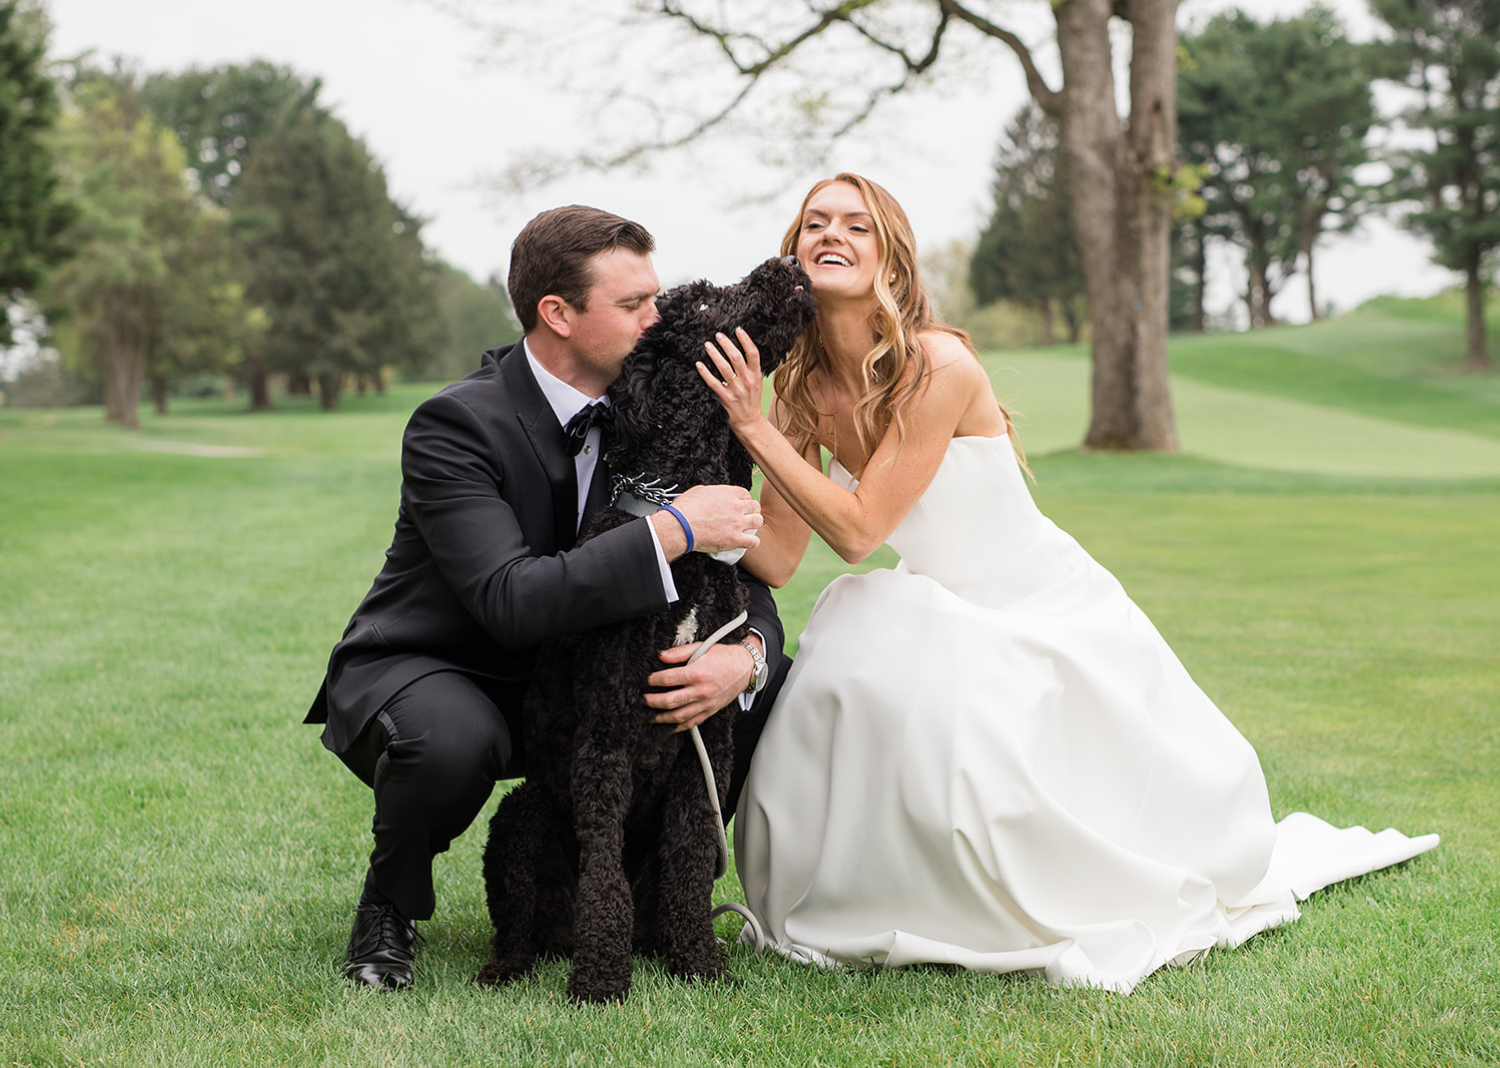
[697,172,1437,993]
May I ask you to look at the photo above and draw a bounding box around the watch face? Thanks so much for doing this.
[742,641,768,693]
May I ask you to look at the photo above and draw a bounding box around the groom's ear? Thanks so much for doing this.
[535,295,571,338]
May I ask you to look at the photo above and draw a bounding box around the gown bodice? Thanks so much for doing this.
[832,435,1070,605]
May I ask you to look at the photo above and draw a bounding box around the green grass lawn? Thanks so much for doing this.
[2,300,1497,1065]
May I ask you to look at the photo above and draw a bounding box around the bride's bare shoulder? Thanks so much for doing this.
[917,328,975,363]
[918,329,988,385]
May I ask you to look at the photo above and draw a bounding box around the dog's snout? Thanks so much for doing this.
[781,255,799,268]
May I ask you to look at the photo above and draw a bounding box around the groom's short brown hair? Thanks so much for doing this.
[509,206,656,332]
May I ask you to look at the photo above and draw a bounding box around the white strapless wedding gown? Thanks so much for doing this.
[734,435,1438,993]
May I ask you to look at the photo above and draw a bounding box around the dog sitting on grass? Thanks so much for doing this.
[476,255,816,1005]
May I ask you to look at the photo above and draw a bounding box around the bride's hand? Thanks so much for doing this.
[697,327,765,431]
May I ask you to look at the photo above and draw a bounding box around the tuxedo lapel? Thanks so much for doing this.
[497,344,578,551]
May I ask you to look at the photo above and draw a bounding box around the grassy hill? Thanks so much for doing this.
[981,294,1500,479]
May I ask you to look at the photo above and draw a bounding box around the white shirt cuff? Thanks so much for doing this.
[646,516,679,603]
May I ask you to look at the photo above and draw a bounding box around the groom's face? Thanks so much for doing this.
[565,248,661,382]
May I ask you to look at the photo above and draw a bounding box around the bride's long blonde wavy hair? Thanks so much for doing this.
[773,173,1025,470]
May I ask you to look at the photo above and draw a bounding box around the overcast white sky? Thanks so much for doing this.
[45,0,1452,326]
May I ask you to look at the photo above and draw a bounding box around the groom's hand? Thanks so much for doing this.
[644,638,759,732]
[653,484,761,559]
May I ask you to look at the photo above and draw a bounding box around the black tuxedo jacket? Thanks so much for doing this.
[305,342,785,754]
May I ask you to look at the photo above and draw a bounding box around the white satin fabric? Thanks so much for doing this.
[734,435,1437,992]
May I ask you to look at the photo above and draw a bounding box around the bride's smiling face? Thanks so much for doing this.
[794,182,882,303]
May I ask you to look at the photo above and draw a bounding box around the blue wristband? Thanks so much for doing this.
[661,503,694,553]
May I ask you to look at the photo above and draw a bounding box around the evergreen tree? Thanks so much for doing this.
[234,109,440,409]
[141,61,323,207]
[0,0,73,343]
[1372,0,1500,370]
[1179,6,1376,326]
[969,104,1086,346]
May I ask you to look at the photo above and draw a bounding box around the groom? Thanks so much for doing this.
[305,205,789,990]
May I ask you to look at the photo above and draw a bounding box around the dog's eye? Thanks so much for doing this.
[698,304,708,312]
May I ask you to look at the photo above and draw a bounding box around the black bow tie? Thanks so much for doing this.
[563,401,609,457]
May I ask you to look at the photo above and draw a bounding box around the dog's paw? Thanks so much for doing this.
[473,957,533,987]
[669,951,727,985]
[567,971,630,1006]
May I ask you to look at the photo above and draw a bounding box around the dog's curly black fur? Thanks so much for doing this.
[476,256,816,1005]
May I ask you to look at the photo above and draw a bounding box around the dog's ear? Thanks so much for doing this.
[607,281,697,453]
[609,343,660,454]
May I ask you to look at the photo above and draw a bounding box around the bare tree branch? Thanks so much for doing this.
[656,0,885,77]
[481,0,1063,195]
[939,1,1063,115]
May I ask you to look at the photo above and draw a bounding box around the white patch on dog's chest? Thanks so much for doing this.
[674,606,699,647]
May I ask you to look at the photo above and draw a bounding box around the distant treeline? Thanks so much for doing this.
[1,2,516,423]
[964,3,1496,369]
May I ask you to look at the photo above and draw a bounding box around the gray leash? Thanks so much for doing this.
[684,609,767,955]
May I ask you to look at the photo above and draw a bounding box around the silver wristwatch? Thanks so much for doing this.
[738,639,769,695]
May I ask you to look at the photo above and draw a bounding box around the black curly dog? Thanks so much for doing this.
[476,255,816,1004]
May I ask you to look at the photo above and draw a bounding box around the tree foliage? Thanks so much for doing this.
[140,61,323,208]
[1178,6,1375,327]
[44,81,221,427]
[416,262,519,384]
[970,103,1086,345]
[234,108,441,409]
[1372,0,1500,371]
[0,0,73,344]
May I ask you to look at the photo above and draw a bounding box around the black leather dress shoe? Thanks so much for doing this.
[343,901,417,989]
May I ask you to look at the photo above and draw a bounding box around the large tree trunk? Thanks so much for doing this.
[1063,299,1083,344]
[317,371,342,411]
[247,362,272,411]
[101,303,145,430]
[1245,256,1276,328]
[1190,228,1206,333]
[1056,0,1178,451]
[1301,206,1321,322]
[1464,255,1492,371]
[1305,246,1320,323]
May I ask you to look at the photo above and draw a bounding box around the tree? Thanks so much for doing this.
[141,62,328,405]
[140,61,323,207]
[234,108,441,409]
[1178,7,1375,327]
[970,103,1087,345]
[417,262,520,384]
[45,81,206,427]
[1372,0,1500,371]
[0,0,73,344]
[466,0,1187,451]
[145,203,260,414]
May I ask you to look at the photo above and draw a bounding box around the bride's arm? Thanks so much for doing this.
[738,399,817,588]
[700,328,988,564]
